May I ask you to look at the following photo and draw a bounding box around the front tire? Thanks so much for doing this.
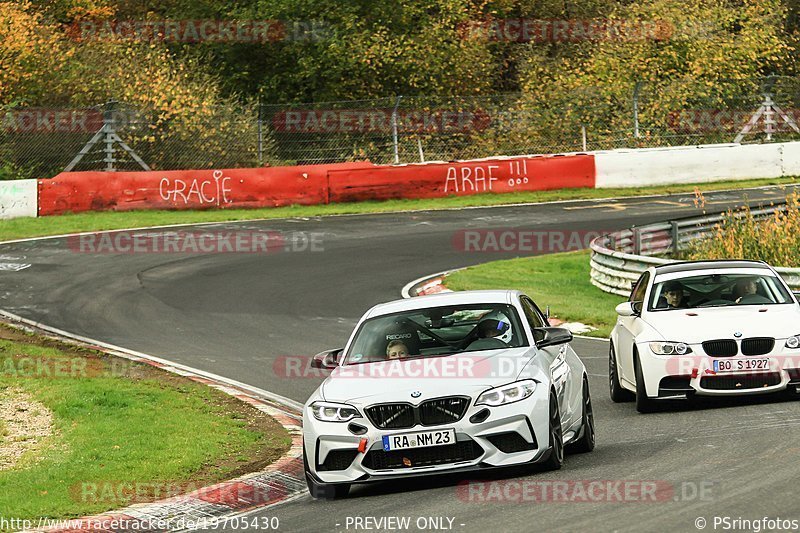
[567,376,595,454]
[303,446,351,499]
[540,392,564,470]
[634,353,657,414]
[609,343,634,403]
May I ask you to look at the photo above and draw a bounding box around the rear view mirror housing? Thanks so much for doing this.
[616,301,641,317]
[533,327,573,349]
[311,348,343,369]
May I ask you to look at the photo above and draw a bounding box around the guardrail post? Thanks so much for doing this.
[257,93,264,166]
[670,220,679,256]
[633,81,642,140]
[633,227,641,255]
[392,96,403,164]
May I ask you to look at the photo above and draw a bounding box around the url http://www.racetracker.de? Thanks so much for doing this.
[0,516,283,531]
[695,516,800,531]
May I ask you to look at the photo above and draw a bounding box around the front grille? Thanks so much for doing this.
[366,397,470,429]
[486,432,537,453]
[418,397,469,426]
[700,373,781,390]
[318,449,359,471]
[366,404,415,430]
[658,376,693,395]
[362,439,483,470]
[702,339,738,357]
[741,337,775,356]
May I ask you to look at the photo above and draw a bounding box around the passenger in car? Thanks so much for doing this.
[663,281,688,309]
[386,340,409,360]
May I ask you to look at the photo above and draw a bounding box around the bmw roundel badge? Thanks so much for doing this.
[411,391,422,398]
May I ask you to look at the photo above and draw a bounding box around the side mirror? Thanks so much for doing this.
[311,348,343,369]
[533,327,573,349]
[615,301,641,317]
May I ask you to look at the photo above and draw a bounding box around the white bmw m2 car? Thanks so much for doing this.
[610,260,800,413]
[303,290,594,499]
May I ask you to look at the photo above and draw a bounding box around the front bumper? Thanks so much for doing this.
[637,343,800,398]
[303,389,551,484]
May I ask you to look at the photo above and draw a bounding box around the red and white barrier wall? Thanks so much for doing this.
[36,154,595,216]
[0,179,38,219]
[594,142,800,188]
[3,141,800,219]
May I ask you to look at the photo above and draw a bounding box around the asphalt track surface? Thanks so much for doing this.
[2,185,800,533]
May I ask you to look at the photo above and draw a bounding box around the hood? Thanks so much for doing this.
[645,304,800,343]
[320,347,537,403]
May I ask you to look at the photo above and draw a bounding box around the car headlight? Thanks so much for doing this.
[476,380,537,407]
[649,342,692,355]
[786,335,800,349]
[309,401,361,422]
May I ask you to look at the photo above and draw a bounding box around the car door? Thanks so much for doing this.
[616,271,649,385]
[520,296,574,426]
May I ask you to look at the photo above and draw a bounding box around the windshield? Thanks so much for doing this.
[343,303,528,365]
[648,272,792,311]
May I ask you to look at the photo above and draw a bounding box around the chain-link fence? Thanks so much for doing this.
[0,100,262,179]
[3,76,800,179]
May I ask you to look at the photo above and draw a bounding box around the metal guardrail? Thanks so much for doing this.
[589,205,800,296]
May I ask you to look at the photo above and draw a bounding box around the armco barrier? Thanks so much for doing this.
[0,179,37,219]
[37,154,595,216]
[590,205,800,296]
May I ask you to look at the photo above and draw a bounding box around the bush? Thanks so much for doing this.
[684,191,800,267]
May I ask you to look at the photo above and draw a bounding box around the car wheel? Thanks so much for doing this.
[566,376,595,454]
[540,392,564,470]
[303,446,351,500]
[634,353,658,414]
[609,343,634,402]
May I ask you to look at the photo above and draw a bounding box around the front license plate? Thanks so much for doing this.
[382,429,456,451]
[713,358,771,373]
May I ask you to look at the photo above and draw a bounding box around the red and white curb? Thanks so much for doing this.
[0,311,307,532]
[401,269,461,298]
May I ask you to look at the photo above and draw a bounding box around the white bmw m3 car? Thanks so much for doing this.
[303,290,594,499]
[610,260,800,413]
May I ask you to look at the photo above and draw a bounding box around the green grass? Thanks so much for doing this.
[1,176,797,241]
[0,328,291,521]
[446,250,624,337]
